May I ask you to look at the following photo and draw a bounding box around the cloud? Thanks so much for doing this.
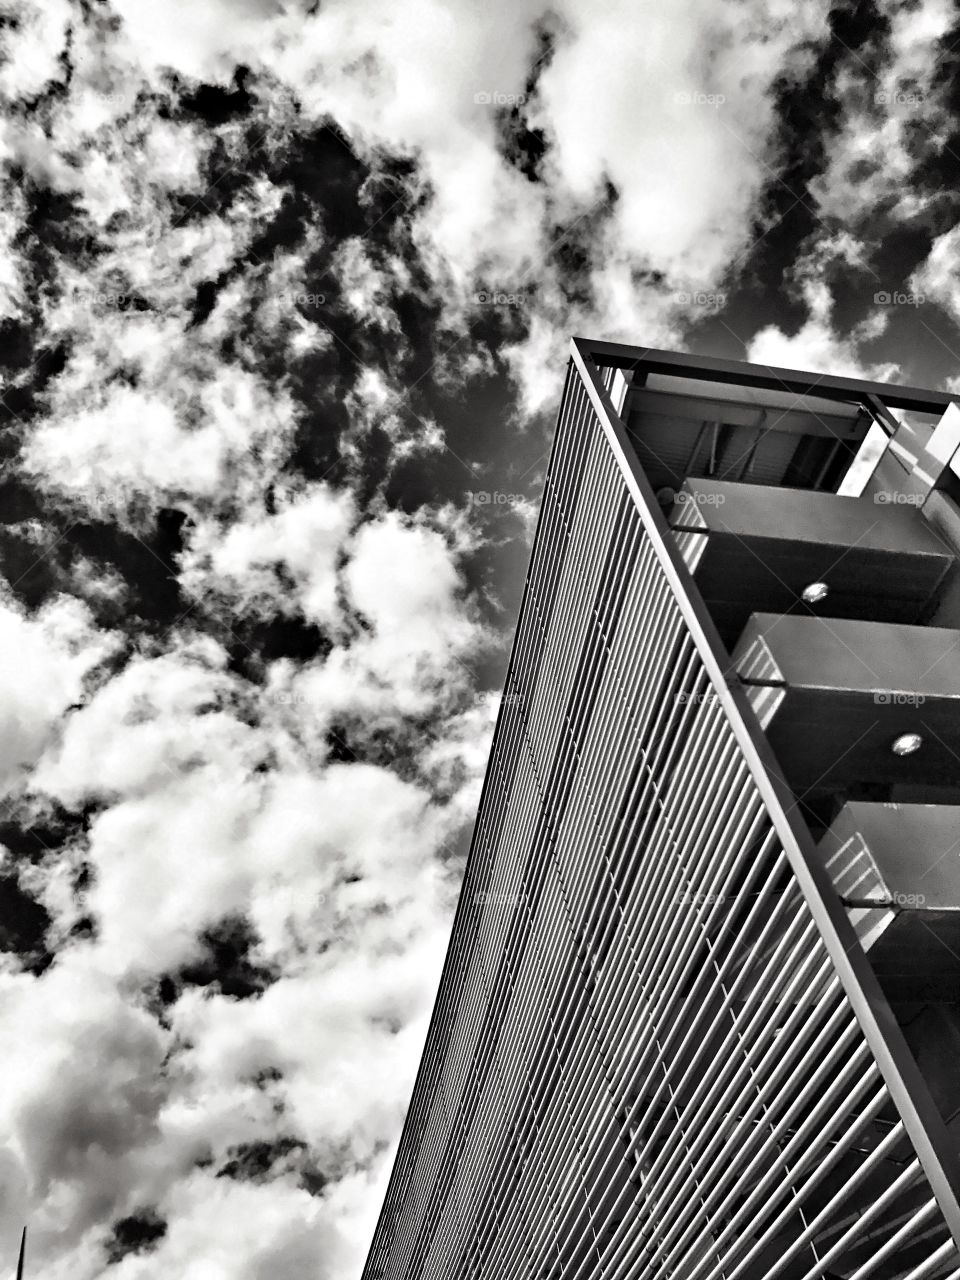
[0,182,29,321]
[536,0,818,278]
[295,509,485,725]
[0,0,73,102]
[171,919,451,1156]
[0,1147,28,1269]
[109,1171,354,1280]
[24,357,300,517]
[89,0,837,416]
[332,237,410,337]
[0,957,170,1267]
[911,223,960,326]
[807,0,955,233]
[747,273,899,383]
[0,592,117,799]
[179,484,355,629]
[10,620,467,1271]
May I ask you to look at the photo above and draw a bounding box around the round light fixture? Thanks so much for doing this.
[801,581,830,605]
[891,732,923,756]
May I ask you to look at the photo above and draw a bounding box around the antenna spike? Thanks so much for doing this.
[15,1226,25,1280]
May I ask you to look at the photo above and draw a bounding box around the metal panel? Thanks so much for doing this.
[817,802,960,1003]
[669,478,954,644]
[819,803,960,909]
[731,613,960,793]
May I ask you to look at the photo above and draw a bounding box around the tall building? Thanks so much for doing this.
[362,339,960,1280]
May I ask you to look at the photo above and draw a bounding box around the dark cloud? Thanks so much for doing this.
[0,874,52,973]
[106,1209,167,1264]
[176,915,279,1000]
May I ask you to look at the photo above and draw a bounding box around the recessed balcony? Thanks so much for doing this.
[731,613,960,798]
[668,478,954,648]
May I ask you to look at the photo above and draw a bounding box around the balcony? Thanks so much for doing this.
[669,478,954,648]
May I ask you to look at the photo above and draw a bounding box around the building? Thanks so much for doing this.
[361,338,960,1280]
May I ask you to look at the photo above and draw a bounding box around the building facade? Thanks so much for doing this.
[361,339,960,1280]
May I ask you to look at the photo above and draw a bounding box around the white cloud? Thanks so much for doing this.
[24,362,299,515]
[7,601,466,1270]
[91,0,835,416]
[33,639,253,804]
[295,509,485,725]
[3,748,458,1271]
[0,0,73,102]
[331,237,409,335]
[0,1146,28,1272]
[110,1172,354,1280]
[418,694,498,828]
[0,183,29,321]
[104,0,283,88]
[537,1,814,280]
[911,224,960,327]
[808,0,955,232]
[0,957,170,1267]
[747,275,899,383]
[0,593,117,799]
[171,924,451,1156]
[180,484,355,629]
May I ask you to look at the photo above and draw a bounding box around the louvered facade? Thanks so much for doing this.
[361,339,960,1280]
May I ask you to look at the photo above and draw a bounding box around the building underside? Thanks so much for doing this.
[362,339,960,1280]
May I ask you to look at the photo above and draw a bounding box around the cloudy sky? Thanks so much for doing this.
[2,0,960,1276]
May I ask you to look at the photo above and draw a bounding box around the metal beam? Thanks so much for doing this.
[577,337,960,415]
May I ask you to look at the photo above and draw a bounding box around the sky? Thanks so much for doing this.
[2,0,960,1277]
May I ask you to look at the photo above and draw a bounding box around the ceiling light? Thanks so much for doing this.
[801,581,829,605]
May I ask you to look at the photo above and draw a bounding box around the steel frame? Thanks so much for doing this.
[579,338,960,416]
